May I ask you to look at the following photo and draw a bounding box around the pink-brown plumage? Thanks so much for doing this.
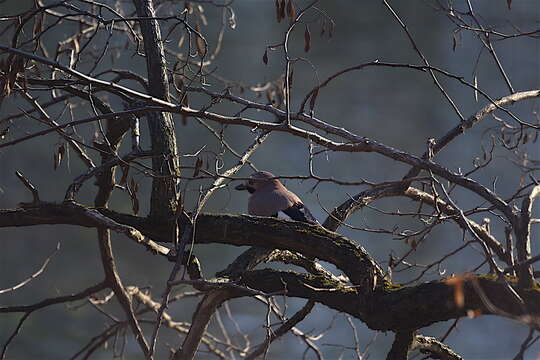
[235,171,318,224]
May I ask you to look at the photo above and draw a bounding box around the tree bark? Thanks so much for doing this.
[132,0,180,239]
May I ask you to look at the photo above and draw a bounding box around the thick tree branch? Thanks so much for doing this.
[132,0,180,229]
[1,206,539,331]
[240,269,540,331]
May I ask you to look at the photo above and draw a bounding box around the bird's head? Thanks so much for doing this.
[235,171,280,194]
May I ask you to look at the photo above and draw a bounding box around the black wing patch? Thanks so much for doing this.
[282,204,319,224]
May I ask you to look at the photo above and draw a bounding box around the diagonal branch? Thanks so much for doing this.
[245,300,315,360]
[413,335,463,360]
[96,228,150,357]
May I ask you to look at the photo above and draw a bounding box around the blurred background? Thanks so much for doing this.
[1,0,539,358]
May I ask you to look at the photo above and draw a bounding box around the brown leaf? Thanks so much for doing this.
[304,25,311,52]
[446,275,465,308]
[3,56,24,98]
[119,164,129,185]
[266,90,273,104]
[467,309,482,318]
[126,178,140,215]
[33,13,43,38]
[131,193,139,215]
[53,143,65,170]
[309,88,319,112]
[58,143,66,159]
[279,0,286,22]
[288,68,294,89]
[507,0,511,9]
[275,0,281,23]
[404,237,417,249]
[132,178,139,193]
[286,0,296,21]
[262,49,268,65]
[193,158,203,177]
[53,151,60,170]
[195,22,206,58]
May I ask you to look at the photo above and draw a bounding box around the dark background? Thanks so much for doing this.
[1,0,539,358]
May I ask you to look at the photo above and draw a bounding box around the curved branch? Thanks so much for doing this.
[1,205,539,331]
[323,184,510,264]
[240,269,540,331]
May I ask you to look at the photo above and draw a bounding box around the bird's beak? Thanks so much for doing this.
[235,183,247,191]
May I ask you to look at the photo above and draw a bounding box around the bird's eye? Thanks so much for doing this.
[248,180,254,185]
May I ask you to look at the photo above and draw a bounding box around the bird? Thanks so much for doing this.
[235,171,319,224]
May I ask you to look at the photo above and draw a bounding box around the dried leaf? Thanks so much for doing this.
[132,194,139,215]
[130,178,139,194]
[275,0,281,23]
[119,164,129,185]
[33,12,43,38]
[304,25,311,52]
[507,0,511,9]
[446,275,465,308]
[262,49,268,65]
[286,0,296,21]
[288,68,294,89]
[195,22,206,58]
[320,20,326,37]
[58,143,66,159]
[467,309,482,318]
[193,158,203,177]
[309,88,319,112]
[3,56,24,98]
[53,151,60,170]
[266,90,273,104]
[128,178,140,215]
[329,21,335,38]
[279,0,286,22]
[53,143,65,170]
[174,74,184,93]
[196,5,207,26]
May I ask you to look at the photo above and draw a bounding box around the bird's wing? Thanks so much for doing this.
[282,203,319,224]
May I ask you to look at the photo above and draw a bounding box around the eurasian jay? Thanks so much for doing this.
[235,171,319,224]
